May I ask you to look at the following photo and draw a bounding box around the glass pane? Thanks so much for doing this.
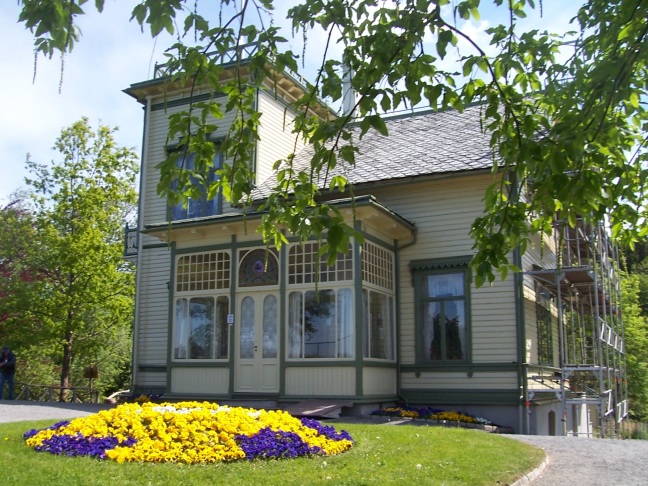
[387,297,395,360]
[369,291,393,360]
[174,298,188,359]
[188,297,214,359]
[424,301,442,361]
[215,296,229,359]
[424,300,465,361]
[304,290,336,358]
[337,288,354,358]
[240,296,255,359]
[263,295,278,358]
[445,299,465,360]
[362,290,369,358]
[288,292,303,358]
[423,273,464,298]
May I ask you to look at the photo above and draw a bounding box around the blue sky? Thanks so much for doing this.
[0,1,579,204]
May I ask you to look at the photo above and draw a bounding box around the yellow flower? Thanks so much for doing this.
[25,401,353,464]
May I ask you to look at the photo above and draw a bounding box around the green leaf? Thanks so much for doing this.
[361,115,388,137]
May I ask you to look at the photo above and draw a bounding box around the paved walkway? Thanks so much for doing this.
[0,400,112,423]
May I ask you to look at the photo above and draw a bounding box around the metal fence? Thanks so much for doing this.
[13,382,99,404]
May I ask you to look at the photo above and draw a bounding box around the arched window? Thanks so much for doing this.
[238,249,279,287]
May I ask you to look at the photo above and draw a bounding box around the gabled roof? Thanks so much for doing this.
[253,103,494,199]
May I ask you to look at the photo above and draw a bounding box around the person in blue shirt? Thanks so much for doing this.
[0,346,16,400]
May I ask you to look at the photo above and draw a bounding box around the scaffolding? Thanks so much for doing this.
[527,218,628,437]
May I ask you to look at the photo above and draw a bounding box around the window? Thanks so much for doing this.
[363,290,394,359]
[288,288,354,359]
[362,241,394,291]
[239,249,279,287]
[412,258,470,363]
[536,285,554,365]
[176,252,230,292]
[173,251,231,360]
[288,242,353,284]
[173,296,229,359]
[170,149,222,221]
[361,241,395,360]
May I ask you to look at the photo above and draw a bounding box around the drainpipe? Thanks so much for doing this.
[131,95,152,393]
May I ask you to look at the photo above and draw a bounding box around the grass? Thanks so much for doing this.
[1,418,544,486]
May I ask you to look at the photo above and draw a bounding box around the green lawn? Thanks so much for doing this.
[1,419,544,486]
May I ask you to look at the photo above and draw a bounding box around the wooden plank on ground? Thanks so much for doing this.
[284,400,354,417]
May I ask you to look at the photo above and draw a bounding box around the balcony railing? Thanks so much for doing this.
[154,42,261,79]
[152,41,312,91]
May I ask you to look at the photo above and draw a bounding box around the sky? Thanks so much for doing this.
[0,1,579,205]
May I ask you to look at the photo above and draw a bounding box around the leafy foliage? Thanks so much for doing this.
[15,1,648,285]
[622,269,648,421]
[0,118,138,396]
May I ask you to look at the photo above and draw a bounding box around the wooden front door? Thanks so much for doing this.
[234,292,279,393]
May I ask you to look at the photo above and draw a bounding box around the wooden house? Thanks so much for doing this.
[123,55,627,436]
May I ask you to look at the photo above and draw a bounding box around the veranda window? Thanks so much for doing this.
[173,296,229,359]
[288,288,354,359]
[362,241,395,360]
[363,290,394,359]
[173,251,231,360]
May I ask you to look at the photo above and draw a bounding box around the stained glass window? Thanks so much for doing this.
[239,249,279,287]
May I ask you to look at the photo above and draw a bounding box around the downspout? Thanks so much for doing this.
[513,246,528,434]
[395,231,417,405]
[131,95,152,393]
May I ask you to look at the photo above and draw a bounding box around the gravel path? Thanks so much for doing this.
[508,435,648,485]
[2,401,648,485]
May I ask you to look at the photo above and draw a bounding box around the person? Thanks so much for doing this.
[0,346,16,400]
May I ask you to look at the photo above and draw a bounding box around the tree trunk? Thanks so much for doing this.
[60,331,73,401]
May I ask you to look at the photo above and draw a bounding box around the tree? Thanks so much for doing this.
[0,118,138,397]
[621,271,648,421]
[15,0,648,285]
[0,194,37,340]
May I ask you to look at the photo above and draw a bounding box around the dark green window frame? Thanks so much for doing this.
[411,257,472,365]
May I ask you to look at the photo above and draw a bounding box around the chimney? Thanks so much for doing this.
[341,61,357,117]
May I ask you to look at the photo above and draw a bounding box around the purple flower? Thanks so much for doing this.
[300,418,354,442]
[23,420,71,440]
[236,428,323,460]
[32,433,137,459]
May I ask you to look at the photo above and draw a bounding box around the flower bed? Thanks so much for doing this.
[371,406,493,425]
[24,401,353,464]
